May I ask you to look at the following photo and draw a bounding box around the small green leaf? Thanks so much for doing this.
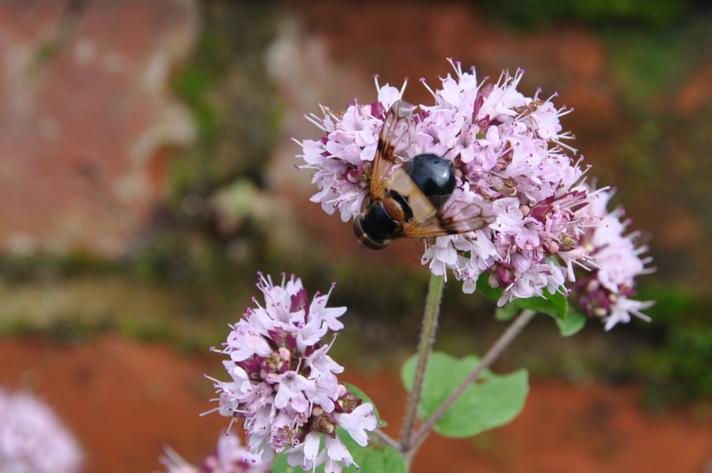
[511,290,569,320]
[555,308,587,336]
[270,455,297,473]
[476,273,503,301]
[476,274,568,320]
[492,286,569,320]
[495,304,519,321]
[342,430,406,473]
[271,428,406,473]
[401,352,528,438]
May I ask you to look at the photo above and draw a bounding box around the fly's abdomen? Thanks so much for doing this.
[401,154,456,207]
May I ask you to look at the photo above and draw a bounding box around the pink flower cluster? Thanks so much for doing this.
[297,81,405,223]
[209,274,377,473]
[161,432,267,473]
[0,389,83,473]
[296,59,653,329]
[571,187,654,330]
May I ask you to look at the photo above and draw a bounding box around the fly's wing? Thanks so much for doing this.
[370,101,416,201]
[402,196,494,238]
[371,101,491,239]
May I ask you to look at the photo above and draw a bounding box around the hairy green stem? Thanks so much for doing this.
[400,273,445,454]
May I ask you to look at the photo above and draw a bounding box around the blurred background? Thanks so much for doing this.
[1,0,711,471]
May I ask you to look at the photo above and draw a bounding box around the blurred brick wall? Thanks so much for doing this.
[0,0,197,256]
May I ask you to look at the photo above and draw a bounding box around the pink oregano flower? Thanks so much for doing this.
[208,274,377,472]
[161,431,267,473]
[0,389,83,473]
[295,59,653,329]
[571,187,655,330]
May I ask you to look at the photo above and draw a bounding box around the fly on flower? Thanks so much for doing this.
[354,101,494,250]
[297,59,653,324]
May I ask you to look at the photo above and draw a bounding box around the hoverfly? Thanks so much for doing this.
[353,101,493,250]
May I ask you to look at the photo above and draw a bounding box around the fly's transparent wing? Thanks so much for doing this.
[369,101,416,200]
[402,195,494,238]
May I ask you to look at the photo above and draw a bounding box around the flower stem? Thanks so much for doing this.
[406,309,536,460]
[371,428,401,451]
[400,273,445,451]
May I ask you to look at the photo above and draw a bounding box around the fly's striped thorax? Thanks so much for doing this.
[388,167,439,224]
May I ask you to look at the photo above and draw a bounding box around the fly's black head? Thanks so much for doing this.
[353,201,400,250]
[353,218,388,250]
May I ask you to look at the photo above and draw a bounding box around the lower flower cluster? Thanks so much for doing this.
[209,274,377,473]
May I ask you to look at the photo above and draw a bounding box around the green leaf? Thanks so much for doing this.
[476,273,503,301]
[511,290,569,320]
[497,295,567,321]
[481,269,568,321]
[270,454,297,473]
[341,430,406,473]
[271,428,406,473]
[401,352,528,438]
[495,304,519,321]
[555,308,587,337]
